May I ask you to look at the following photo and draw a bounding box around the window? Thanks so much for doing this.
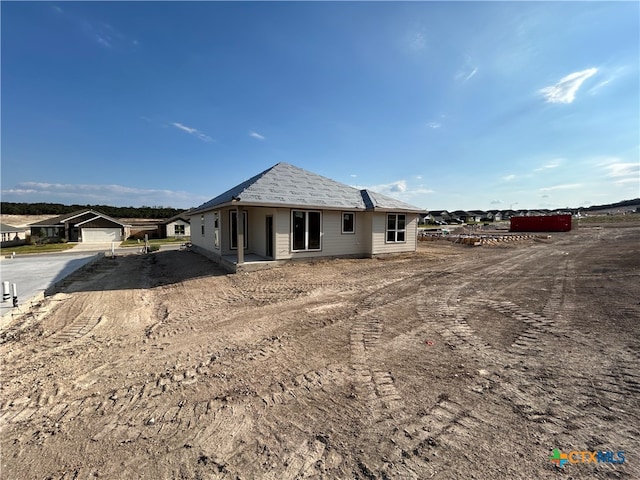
[230,211,248,249]
[213,211,220,249]
[342,212,355,234]
[386,214,406,243]
[174,224,185,235]
[292,210,322,251]
[201,215,205,236]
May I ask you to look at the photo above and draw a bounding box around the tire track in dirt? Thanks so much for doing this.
[381,248,575,473]
[349,280,415,423]
[410,238,639,476]
[1,330,351,480]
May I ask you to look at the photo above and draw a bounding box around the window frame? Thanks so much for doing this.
[291,210,322,252]
[213,211,220,249]
[342,212,356,234]
[201,215,205,236]
[174,224,185,235]
[386,213,407,243]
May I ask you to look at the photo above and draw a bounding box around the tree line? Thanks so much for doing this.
[582,198,640,212]
[1,202,184,219]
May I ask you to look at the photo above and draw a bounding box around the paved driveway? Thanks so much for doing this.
[0,251,98,318]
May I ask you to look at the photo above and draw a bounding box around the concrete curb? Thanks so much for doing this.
[0,291,45,329]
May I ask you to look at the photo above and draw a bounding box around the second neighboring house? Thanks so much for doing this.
[1,223,25,246]
[161,211,191,239]
[29,210,130,243]
[190,162,425,272]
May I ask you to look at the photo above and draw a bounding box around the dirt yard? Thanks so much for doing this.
[1,222,638,479]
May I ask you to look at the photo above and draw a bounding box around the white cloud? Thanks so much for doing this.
[612,177,639,185]
[534,159,563,172]
[354,180,434,200]
[95,34,111,48]
[490,200,502,205]
[426,122,441,129]
[601,161,640,186]
[379,180,407,193]
[249,131,266,140]
[350,174,358,178]
[539,183,582,192]
[455,57,478,82]
[411,32,426,51]
[502,174,517,181]
[588,65,630,95]
[539,68,598,104]
[1,182,204,209]
[603,162,639,178]
[55,8,133,50]
[172,122,213,142]
[464,67,478,81]
[172,122,197,134]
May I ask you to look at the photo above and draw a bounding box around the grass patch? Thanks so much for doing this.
[577,214,640,224]
[1,243,76,256]
[119,237,189,248]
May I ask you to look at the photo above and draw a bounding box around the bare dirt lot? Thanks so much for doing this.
[1,223,639,479]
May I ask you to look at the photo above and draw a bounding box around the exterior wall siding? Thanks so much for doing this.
[273,209,368,260]
[371,212,418,255]
[191,211,220,255]
[191,208,419,263]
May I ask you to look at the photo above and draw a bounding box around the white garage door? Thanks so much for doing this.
[81,228,122,243]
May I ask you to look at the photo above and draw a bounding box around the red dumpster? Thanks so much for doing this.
[510,214,572,232]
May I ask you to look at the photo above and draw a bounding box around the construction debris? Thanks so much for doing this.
[418,230,550,246]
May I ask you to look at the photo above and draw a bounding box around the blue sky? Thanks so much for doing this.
[2,1,638,211]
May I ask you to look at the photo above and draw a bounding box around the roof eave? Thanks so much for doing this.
[191,200,368,213]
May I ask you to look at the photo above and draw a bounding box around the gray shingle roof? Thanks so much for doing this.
[28,210,128,227]
[1,223,22,233]
[193,163,425,213]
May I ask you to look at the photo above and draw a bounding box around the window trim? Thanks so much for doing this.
[386,213,407,243]
[341,212,356,234]
[201,215,205,236]
[291,209,322,252]
[174,224,186,235]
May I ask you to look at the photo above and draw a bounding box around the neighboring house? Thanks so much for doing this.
[29,210,130,243]
[426,210,450,223]
[1,223,25,246]
[486,210,503,222]
[468,210,488,222]
[190,162,425,272]
[450,210,472,222]
[127,220,162,240]
[161,211,191,238]
[500,210,517,220]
